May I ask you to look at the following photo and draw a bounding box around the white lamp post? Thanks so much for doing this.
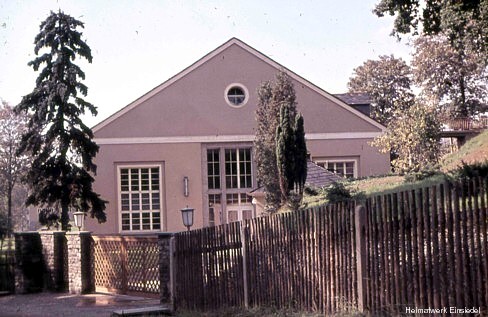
[73,211,85,231]
[181,206,194,232]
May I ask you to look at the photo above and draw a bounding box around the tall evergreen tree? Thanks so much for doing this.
[294,113,307,195]
[276,106,308,203]
[254,71,297,212]
[276,105,295,201]
[15,11,106,231]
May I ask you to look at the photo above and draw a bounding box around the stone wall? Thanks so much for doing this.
[14,231,94,295]
[158,233,175,308]
[39,232,67,291]
[66,232,94,294]
[14,232,44,293]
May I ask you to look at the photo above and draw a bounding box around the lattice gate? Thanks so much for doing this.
[93,235,159,297]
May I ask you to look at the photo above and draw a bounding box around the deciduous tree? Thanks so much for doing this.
[412,35,488,118]
[348,55,415,125]
[15,11,106,231]
[371,102,441,174]
[0,101,29,237]
[374,0,488,69]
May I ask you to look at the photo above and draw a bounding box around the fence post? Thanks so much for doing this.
[355,205,368,313]
[240,222,249,308]
[158,233,175,309]
[66,231,94,294]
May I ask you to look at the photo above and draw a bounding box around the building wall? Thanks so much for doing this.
[94,44,382,140]
[86,142,203,234]
[308,138,389,177]
[89,40,390,234]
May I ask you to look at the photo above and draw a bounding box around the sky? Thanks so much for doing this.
[0,0,412,127]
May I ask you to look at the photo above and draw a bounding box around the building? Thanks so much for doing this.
[86,38,389,234]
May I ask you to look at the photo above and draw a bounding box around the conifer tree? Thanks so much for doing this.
[294,113,307,195]
[15,11,106,231]
[276,105,295,201]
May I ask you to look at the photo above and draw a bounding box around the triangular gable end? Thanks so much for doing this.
[93,38,385,133]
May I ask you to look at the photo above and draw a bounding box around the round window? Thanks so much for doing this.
[225,84,249,108]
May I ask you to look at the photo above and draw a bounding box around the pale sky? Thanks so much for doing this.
[0,0,411,127]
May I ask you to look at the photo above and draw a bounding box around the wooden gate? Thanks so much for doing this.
[93,235,159,297]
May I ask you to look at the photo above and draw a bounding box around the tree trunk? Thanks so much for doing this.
[61,202,69,231]
[7,182,12,238]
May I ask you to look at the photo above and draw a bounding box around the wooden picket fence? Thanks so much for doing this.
[173,177,488,315]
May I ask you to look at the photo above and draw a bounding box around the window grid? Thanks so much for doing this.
[320,160,356,179]
[207,149,221,189]
[227,87,245,105]
[120,167,161,231]
[225,148,252,189]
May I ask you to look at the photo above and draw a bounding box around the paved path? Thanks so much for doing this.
[0,292,161,317]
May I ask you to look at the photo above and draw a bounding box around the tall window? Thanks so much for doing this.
[119,166,161,231]
[205,146,254,225]
[207,149,220,189]
[225,148,252,189]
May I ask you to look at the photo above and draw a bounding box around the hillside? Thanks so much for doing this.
[303,129,488,207]
[441,129,488,171]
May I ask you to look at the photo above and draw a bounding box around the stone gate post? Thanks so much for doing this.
[66,232,94,294]
[158,233,175,309]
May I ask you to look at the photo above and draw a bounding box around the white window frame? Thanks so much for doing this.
[204,145,255,226]
[117,164,163,233]
[314,158,358,178]
[224,83,249,108]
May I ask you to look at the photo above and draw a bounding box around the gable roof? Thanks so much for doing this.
[93,38,385,133]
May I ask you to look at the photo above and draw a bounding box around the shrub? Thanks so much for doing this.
[324,182,366,204]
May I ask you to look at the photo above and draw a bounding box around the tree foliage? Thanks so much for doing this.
[255,71,306,211]
[15,11,106,231]
[275,106,307,201]
[371,102,442,174]
[348,55,415,125]
[412,35,488,118]
[0,101,29,236]
[374,0,488,66]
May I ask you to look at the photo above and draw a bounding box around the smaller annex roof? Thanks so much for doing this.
[334,92,371,105]
[305,160,342,188]
[248,160,342,198]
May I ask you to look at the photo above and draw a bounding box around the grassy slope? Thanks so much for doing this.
[303,129,488,207]
[440,129,488,171]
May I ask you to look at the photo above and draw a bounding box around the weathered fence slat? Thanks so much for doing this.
[172,177,488,315]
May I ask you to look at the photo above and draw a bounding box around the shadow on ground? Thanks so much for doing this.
[0,292,161,317]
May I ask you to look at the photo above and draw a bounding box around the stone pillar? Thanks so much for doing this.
[39,231,67,291]
[66,232,94,294]
[158,233,175,308]
[14,232,44,293]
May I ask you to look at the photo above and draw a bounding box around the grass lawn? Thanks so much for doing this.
[175,307,364,317]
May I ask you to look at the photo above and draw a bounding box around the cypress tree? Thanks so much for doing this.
[294,113,307,194]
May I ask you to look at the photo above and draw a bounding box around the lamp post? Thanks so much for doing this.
[73,211,85,231]
[180,206,194,232]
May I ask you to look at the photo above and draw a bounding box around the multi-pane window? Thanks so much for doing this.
[207,149,220,189]
[120,167,161,231]
[208,194,221,227]
[317,160,356,179]
[206,147,254,225]
[224,148,252,189]
[227,87,246,106]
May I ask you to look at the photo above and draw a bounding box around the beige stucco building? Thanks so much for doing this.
[86,38,389,234]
